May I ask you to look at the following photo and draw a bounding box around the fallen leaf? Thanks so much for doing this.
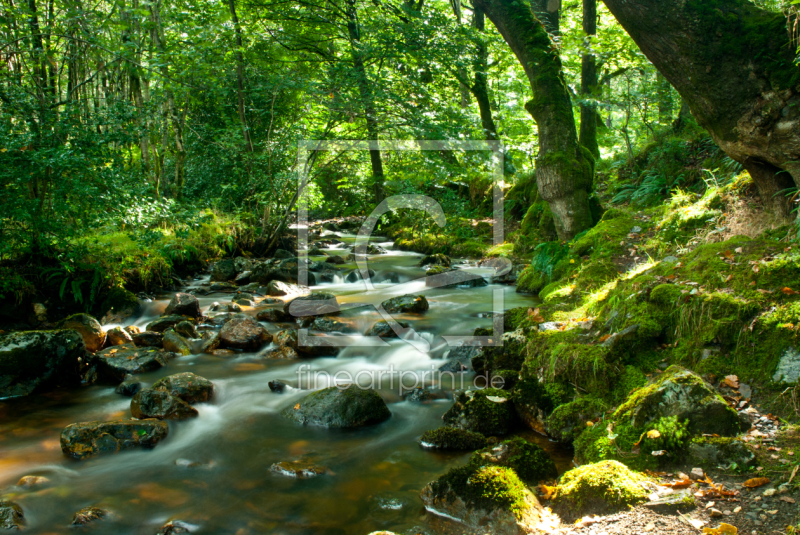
[742,477,769,488]
[721,250,734,261]
[664,477,693,489]
[789,465,798,484]
[528,308,545,323]
[598,334,611,343]
[537,484,556,500]
[646,429,661,439]
[293,403,301,410]
[725,274,734,282]
[780,496,796,504]
[781,287,799,295]
[734,247,743,254]
[703,523,738,534]
[722,375,739,389]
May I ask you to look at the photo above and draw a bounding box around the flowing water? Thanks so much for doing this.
[0,234,573,534]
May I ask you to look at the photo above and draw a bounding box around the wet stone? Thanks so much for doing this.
[0,501,23,530]
[71,506,109,526]
[270,460,327,478]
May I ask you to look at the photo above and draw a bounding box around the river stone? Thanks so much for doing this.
[274,329,298,349]
[131,388,198,420]
[152,372,213,403]
[273,329,339,357]
[219,315,271,351]
[270,460,327,477]
[157,520,196,535]
[60,419,169,460]
[325,255,346,265]
[147,315,189,333]
[274,248,294,259]
[60,313,106,352]
[209,281,238,292]
[200,333,220,354]
[282,385,391,427]
[443,388,517,435]
[106,326,133,346]
[284,292,339,317]
[211,258,237,281]
[164,293,201,318]
[425,267,487,289]
[440,344,480,373]
[420,466,542,535]
[311,317,352,333]
[261,346,300,359]
[174,321,199,339]
[71,506,108,526]
[0,501,24,529]
[345,268,375,283]
[418,253,451,268]
[264,280,300,297]
[162,330,192,356]
[257,308,291,322]
[773,347,800,384]
[365,321,410,338]
[614,365,742,436]
[376,271,400,283]
[17,475,49,488]
[95,344,171,382]
[115,376,141,396]
[381,294,429,314]
[234,270,252,285]
[132,330,164,347]
[0,329,85,398]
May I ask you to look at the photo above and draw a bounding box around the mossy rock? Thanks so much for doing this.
[99,287,140,320]
[545,397,607,444]
[0,330,85,398]
[418,427,488,451]
[511,377,558,433]
[443,388,518,436]
[471,437,557,484]
[551,460,649,521]
[614,365,741,436]
[473,329,527,376]
[60,313,106,352]
[687,436,756,468]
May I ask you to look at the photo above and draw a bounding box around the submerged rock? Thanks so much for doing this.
[0,501,24,530]
[95,344,171,382]
[0,329,85,398]
[60,313,106,351]
[219,315,271,351]
[365,320,410,338]
[131,388,198,420]
[16,475,49,488]
[443,388,517,436]
[164,292,201,318]
[71,506,109,526]
[157,520,197,534]
[418,427,488,451]
[270,460,327,478]
[381,294,429,314]
[551,460,649,521]
[152,372,214,404]
[269,380,287,392]
[282,385,391,428]
[60,419,169,460]
[345,268,375,283]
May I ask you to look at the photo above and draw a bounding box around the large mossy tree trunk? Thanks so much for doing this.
[473,0,594,240]
[470,7,498,140]
[602,0,800,218]
[579,0,599,159]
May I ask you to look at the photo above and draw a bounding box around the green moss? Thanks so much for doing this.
[419,427,488,451]
[430,464,529,519]
[99,287,140,317]
[442,388,518,436]
[472,437,558,484]
[612,366,648,404]
[546,396,608,444]
[552,460,649,520]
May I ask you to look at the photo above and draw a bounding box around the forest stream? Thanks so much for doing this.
[0,230,573,534]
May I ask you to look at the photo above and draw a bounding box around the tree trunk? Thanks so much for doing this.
[579,0,599,159]
[473,0,594,240]
[346,0,385,204]
[532,0,560,35]
[470,7,498,141]
[602,0,800,218]
[228,0,254,153]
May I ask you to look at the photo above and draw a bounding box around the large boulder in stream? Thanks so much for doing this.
[131,388,198,420]
[95,344,172,382]
[381,294,429,314]
[211,258,237,281]
[132,330,164,348]
[152,372,214,403]
[219,314,271,351]
[266,280,308,297]
[60,419,169,460]
[164,292,201,318]
[273,328,339,357]
[282,385,391,428]
[0,330,85,398]
[614,365,742,436]
[106,326,133,346]
[284,292,339,318]
[60,313,106,351]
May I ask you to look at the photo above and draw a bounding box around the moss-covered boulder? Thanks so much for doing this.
[420,464,543,535]
[60,419,169,460]
[219,314,271,351]
[60,313,106,352]
[152,372,213,404]
[174,321,198,339]
[95,344,171,382]
[418,253,451,268]
[0,330,85,398]
[472,437,558,484]
[443,388,518,436]
[615,365,741,436]
[131,388,198,420]
[551,460,649,521]
[380,294,429,314]
[545,397,607,444]
[211,258,237,281]
[99,287,140,323]
[418,427,488,451]
[282,385,391,428]
[162,329,192,356]
[472,329,527,376]
[284,292,339,317]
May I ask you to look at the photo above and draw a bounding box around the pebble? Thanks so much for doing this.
[709,508,723,518]
[734,506,742,513]
[690,467,705,480]
[763,488,776,497]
